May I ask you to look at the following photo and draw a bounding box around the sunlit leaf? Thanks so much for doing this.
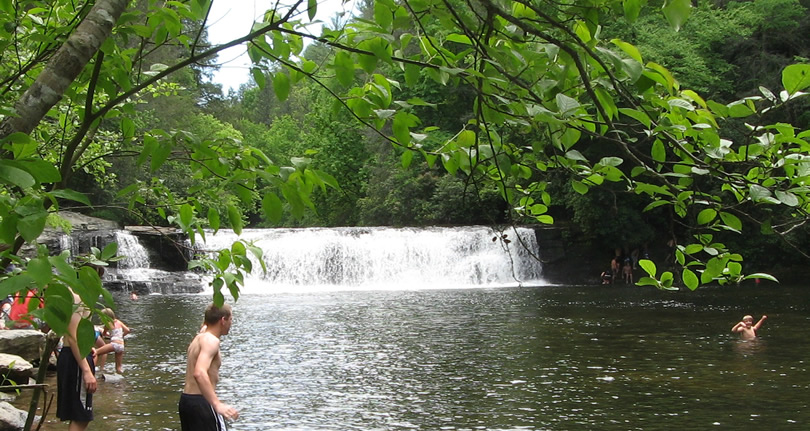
[639,259,656,277]
[682,268,698,290]
[782,64,810,95]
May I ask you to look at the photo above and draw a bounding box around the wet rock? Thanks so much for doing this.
[0,355,33,385]
[0,401,25,431]
[0,331,44,363]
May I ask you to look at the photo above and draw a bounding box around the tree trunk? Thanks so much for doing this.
[0,0,129,142]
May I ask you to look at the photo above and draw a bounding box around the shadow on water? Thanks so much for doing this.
[16,284,810,430]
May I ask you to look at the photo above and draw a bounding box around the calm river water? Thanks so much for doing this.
[20,284,810,430]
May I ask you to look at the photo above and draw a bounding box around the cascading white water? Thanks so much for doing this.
[196,226,544,292]
[114,231,150,269]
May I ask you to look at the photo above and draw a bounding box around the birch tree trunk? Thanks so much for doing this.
[0,0,129,142]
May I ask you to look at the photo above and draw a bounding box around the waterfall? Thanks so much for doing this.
[195,226,544,292]
[114,231,150,269]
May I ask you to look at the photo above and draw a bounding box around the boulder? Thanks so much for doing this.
[0,355,33,385]
[0,331,43,363]
[0,401,25,431]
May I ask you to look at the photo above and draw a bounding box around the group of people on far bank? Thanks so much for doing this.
[601,247,648,285]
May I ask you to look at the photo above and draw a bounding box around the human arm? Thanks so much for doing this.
[120,320,131,336]
[731,322,745,333]
[192,334,238,420]
[753,315,767,330]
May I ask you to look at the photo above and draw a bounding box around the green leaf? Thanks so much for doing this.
[49,189,91,206]
[27,257,52,288]
[651,139,666,162]
[358,53,377,73]
[0,0,14,14]
[775,190,799,207]
[556,93,580,116]
[2,132,37,160]
[727,100,754,118]
[392,111,415,145]
[307,0,317,20]
[77,266,103,306]
[101,241,118,261]
[227,205,243,235]
[18,211,47,242]
[682,268,699,291]
[374,1,392,30]
[571,180,589,195]
[43,284,73,335]
[684,244,703,254]
[0,161,35,188]
[782,64,810,95]
[251,68,266,89]
[179,203,193,229]
[15,159,61,183]
[261,193,282,224]
[137,135,157,167]
[121,117,135,140]
[697,208,717,225]
[49,255,76,283]
[639,259,656,277]
[743,273,778,283]
[273,72,290,101]
[446,33,472,45]
[662,0,691,31]
[636,277,659,287]
[333,51,354,86]
[404,63,420,87]
[749,185,773,202]
[719,212,742,231]
[622,0,643,22]
[619,108,651,128]
[150,142,172,173]
[77,318,96,357]
[0,274,34,298]
[401,149,414,169]
[207,208,220,232]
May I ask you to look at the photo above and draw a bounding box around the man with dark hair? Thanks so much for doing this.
[179,303,238,430]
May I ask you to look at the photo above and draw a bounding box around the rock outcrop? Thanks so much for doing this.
[0,354,33,386]
[0,402,25,431]
[0,331,44,364]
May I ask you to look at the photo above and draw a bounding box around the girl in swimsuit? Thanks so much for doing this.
[95,308,131,374]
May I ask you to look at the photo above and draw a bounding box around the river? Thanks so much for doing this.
[18,283,810,430]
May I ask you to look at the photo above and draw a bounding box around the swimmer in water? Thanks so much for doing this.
[731,314,767,340]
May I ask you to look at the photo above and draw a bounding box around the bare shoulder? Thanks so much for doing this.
[197,332,221,350]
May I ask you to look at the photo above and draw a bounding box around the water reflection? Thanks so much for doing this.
[20,285,810,430]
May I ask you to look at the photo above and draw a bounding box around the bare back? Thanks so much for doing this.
[183,332,221,395]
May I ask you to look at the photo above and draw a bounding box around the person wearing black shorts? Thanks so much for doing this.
[56,350,95,424]
[179,393,227,430]
[179,303,238,430]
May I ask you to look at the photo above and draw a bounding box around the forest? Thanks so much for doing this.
[1,0,810,345]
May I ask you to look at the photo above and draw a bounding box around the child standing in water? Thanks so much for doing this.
[95,308,131,374]
[731,314,767,340]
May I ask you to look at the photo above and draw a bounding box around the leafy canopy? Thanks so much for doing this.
[0,0,808,356]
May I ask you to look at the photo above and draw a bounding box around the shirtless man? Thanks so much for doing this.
[179,303,238,431]
[731,314,767,340]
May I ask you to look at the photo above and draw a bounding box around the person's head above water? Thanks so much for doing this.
[203,303,232,326]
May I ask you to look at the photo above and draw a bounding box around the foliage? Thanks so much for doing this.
[2,0,810,358]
